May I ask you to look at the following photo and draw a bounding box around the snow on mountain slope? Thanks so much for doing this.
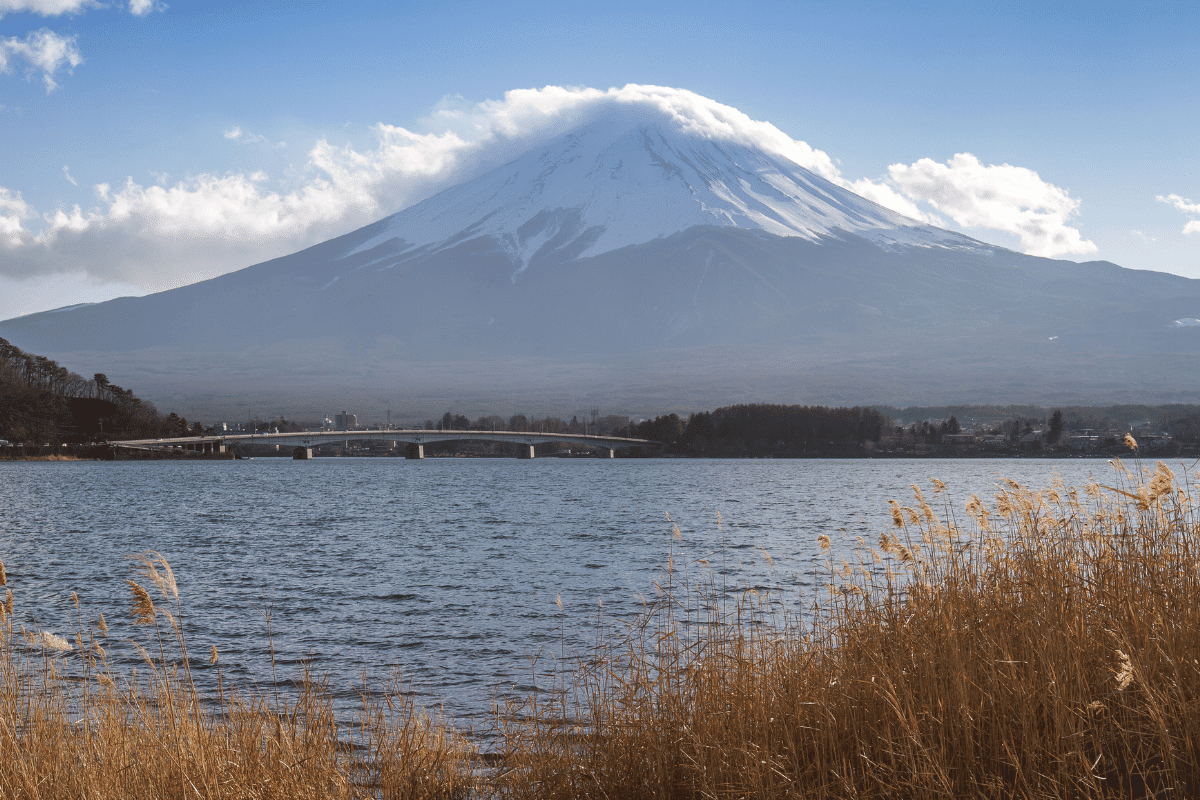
[342,104,981,279]
[8,97,1200,414]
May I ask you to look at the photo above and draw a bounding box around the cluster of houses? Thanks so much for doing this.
[907,425,1180,455]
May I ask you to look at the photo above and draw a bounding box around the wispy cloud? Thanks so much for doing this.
[0,84,1102,293]
[225,124,285,148]
[62,164,77,186]
[0,28,81,92]
[0,0,97,16]
[127,0,164,16]
[1158,193,1200,234]
[0,0,160,94]
[0,0,161,16]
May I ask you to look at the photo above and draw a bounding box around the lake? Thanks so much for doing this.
[0,456,1146,722]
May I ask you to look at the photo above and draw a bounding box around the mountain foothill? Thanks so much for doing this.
[3,101,1199,420]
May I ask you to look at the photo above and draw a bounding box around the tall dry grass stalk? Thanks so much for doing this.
[493,460,1200,799]
[0,551,478,799]
[6,461,1200,798]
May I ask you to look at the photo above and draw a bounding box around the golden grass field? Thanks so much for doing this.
[4,448,1199,798]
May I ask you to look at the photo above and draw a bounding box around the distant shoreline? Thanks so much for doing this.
[1,449,1189,462]
[0,454,85,462]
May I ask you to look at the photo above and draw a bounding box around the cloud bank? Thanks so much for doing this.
[0,84,1099,297]
[886,154,1097,257]
[1159,194,1200,235]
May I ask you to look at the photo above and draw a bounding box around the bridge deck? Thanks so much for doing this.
[112,429,656,451]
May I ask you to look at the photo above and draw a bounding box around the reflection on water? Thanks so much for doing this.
[0,457,1133,719]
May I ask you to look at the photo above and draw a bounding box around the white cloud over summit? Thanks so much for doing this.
[0,84,1100,297]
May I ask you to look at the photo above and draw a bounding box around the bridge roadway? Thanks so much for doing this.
[110,429,658,459]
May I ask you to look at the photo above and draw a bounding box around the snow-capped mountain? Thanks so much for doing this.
[4,102,1200,418]
[340,104,969,282]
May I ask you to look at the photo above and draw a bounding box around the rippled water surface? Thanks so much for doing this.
[0,457,1132,719]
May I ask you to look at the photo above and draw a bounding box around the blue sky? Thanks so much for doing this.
[1,0,1198,320]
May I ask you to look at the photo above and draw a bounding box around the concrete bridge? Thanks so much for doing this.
[110,429,658,460]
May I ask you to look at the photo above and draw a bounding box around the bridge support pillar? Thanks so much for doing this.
[603,448,615,458]
[518,444,535,459]
[292,447,313,460]
[215,442,225,454]
[406,443,424,460]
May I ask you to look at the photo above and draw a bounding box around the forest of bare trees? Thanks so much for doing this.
[0,337,190,444]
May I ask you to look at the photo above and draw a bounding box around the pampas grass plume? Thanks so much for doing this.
[127,580,156,626]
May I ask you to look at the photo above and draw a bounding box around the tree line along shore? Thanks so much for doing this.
[0,337,203,447]
[6,336,1200,459]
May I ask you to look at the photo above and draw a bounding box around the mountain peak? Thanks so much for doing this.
[3,92,1198,416]
[342,105,978,280]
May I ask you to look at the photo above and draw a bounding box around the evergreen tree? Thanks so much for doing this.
[1048,410,1064,444]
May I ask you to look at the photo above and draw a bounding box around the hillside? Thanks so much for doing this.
[0,338,193,444]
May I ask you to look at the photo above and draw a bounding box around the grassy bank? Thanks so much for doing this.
[4,456,1200,798]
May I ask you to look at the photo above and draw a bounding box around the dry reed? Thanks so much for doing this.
[0,552,477,799]
[493,460,1200,799]
[5,460,1200,798]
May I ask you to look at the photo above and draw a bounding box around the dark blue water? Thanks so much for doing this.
[0,457,1130,720]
